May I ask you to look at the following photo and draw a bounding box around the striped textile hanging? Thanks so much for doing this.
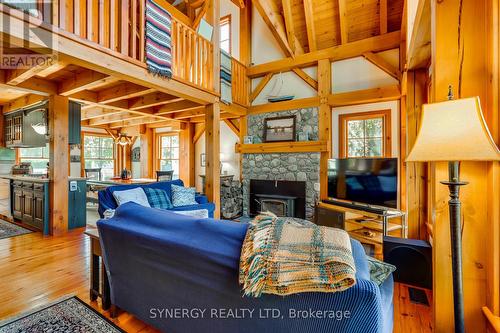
[220,50,232,104]
[145,0,173,78]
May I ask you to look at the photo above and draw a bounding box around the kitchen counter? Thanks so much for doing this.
[0,175,50,183]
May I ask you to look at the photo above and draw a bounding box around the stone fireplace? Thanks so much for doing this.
[241,108,320,220]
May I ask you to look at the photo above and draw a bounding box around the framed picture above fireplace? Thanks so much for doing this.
[263,115,296,142]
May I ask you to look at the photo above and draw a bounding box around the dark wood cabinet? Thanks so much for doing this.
[12,183,23,220]
[68,102,82,145]
[22,188,34,224]
[10,180,48,233]
[33,190,45,229]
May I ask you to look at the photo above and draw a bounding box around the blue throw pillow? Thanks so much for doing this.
[144,188,173,209]
[171,184,198,207]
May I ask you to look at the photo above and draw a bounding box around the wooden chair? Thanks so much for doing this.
[85,168,102,181]
[156,170,174,182]
[85,168,102,206]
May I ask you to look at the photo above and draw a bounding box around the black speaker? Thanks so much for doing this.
[383,236,432,290]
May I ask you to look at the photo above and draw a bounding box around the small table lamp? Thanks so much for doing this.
[406,94,500,333]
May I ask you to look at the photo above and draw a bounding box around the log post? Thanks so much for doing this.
[205,102,221,218]
[48,95,69,235]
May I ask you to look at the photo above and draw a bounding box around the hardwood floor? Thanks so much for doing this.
[0,227,432,332]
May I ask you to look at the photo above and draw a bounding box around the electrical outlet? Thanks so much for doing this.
[70,181,77,192]
[314,183,320,192]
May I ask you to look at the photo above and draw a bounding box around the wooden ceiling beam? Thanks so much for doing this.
[337,0,348,44]
[109,116,173,129]
[249,97,320,115]
[155,100,201,115]
[97,83,156,104]
[219,102,247,116]
[292,68,318,90]
[303,0,317,51]
[0,75,57,96]
[247,30,401,77]
[128,92,182,110]
[172,106,206,119]
[81,107,122,120]
[59,70,118,96]
[252,0,294,56]
[2,94,46,113]
[328,85,401,107]
[146,120,183,129]
[192,0,209,29]
[363,52,401,80]
[223,118,240,136]
[193,124,205,143]
[89,112,146,126]
[250,73,273,102]
[5,64,50,85]
[379,0,387,35]
[35,60,68,78]
[282,0,303,55]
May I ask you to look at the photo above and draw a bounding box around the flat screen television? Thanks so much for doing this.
[327,158,398,209]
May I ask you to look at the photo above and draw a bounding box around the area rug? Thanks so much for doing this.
[0,220,32,240]
[0,296,124,333]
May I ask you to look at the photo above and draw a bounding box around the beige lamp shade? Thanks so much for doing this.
[406,97,500,162]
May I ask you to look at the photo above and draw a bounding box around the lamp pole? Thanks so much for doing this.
[441,161,467,333]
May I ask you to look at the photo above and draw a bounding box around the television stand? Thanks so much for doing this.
[316,200,407,259]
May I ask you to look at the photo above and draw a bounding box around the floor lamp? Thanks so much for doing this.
[406,96,500,333]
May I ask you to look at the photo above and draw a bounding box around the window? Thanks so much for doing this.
[339,110,392,158]
[83,134,115,180]
[157,134,179,178]
[19,145,49,174]
[220,15,231,54]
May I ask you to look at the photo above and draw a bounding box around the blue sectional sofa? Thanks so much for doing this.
[97,202,394,333]
[97,179,215,218]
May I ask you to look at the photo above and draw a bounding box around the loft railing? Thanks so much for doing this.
[231,57,249,106]
[171,19,213,91]
[3,0,214,92]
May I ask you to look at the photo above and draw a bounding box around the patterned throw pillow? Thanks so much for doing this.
[366,256,396,285]
[144,188,173,209]
[171,184,198,207]
[112,187,151,207]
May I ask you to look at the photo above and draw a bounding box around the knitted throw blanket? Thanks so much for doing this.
[239,214,356,297]
[145,0,173,78]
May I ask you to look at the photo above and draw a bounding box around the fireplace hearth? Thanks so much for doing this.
[249,180,306,218]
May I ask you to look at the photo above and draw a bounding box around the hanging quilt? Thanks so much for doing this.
[145,0,173,78]
[220,50,232,104]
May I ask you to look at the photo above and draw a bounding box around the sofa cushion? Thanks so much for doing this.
[171,209,209,219]
[144,188,173,209]
[112,187,150,207]
[171,184,197,207]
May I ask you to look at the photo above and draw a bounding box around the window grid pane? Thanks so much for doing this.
[159,135,180,178]
[346,116,385,158]
[84,135,115,179]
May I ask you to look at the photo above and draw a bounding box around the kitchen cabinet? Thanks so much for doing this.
[9,178,87,234]
[4,101,48,148]
[68,101,82,145]
[10,179,49,233]
[68,179,87,229]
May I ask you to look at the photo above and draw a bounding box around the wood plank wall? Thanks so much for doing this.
[431,0,499,331]
[405,69,428,240]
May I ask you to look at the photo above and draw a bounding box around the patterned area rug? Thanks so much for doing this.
[0,297,124,333]
[0,220,32,240]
